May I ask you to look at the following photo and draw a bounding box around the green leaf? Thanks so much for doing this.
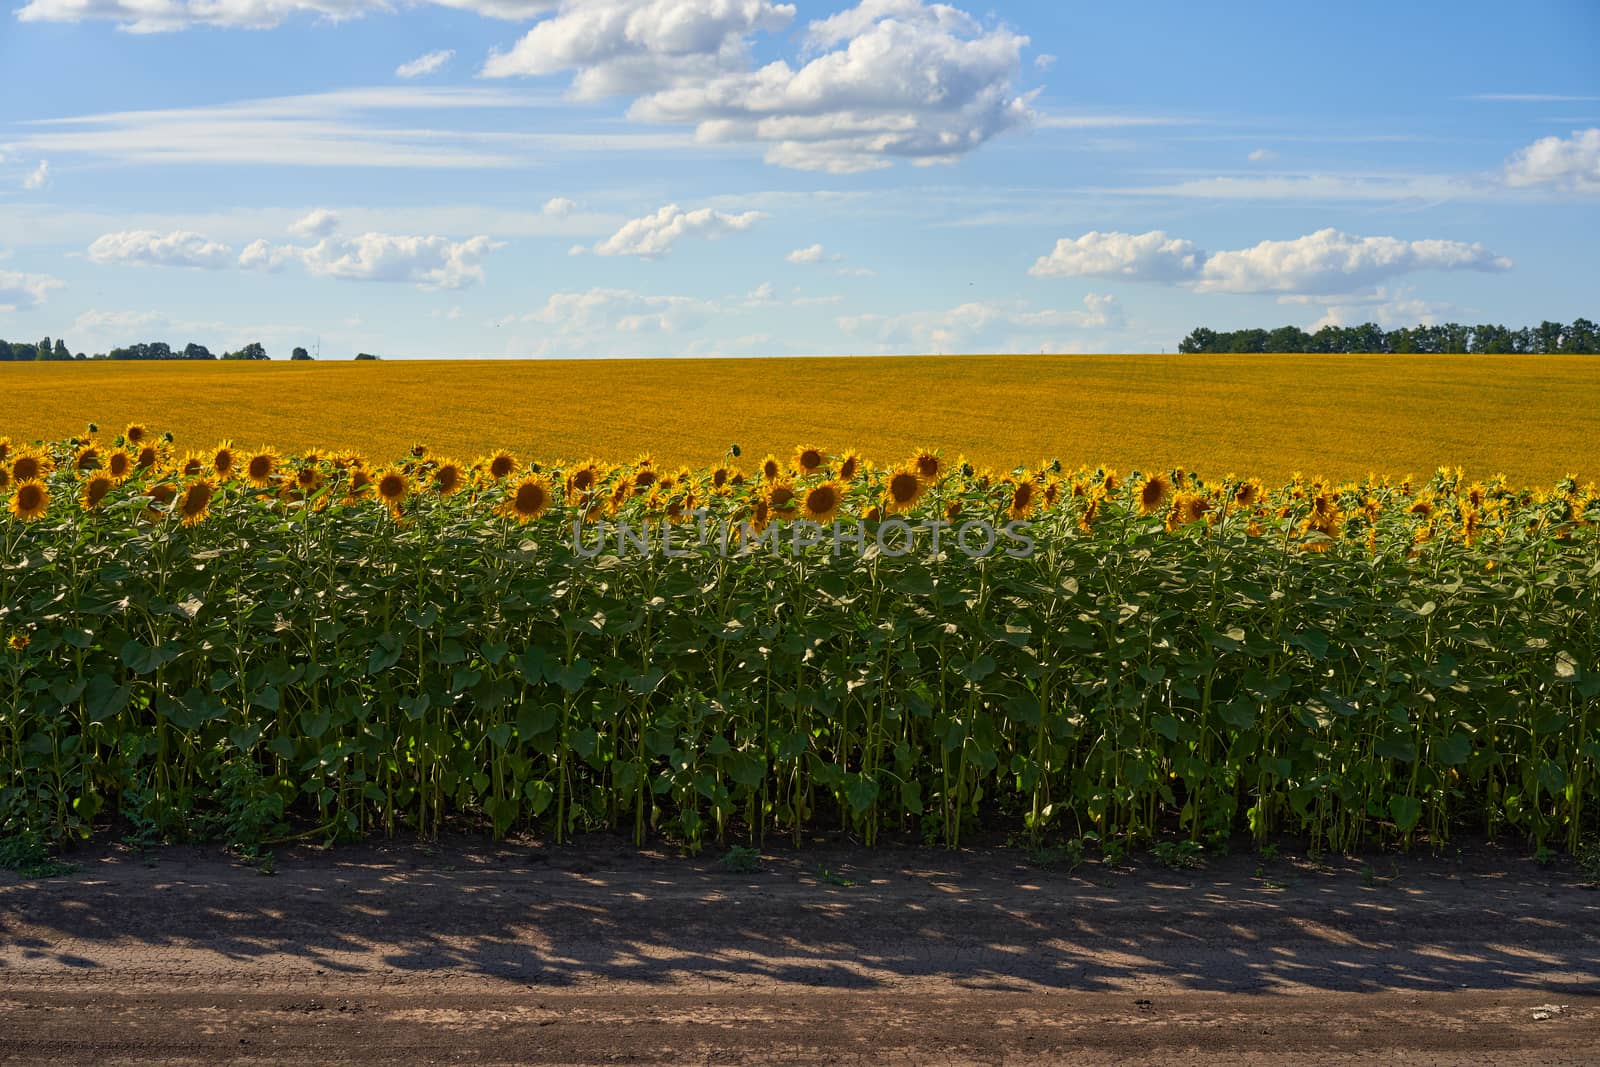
[1388,795,1423,833]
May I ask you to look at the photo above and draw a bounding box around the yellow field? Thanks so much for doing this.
[5,353,1595,482]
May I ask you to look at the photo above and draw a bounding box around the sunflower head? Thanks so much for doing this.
[0,438,9,463]
[486,450,518,481]
[884,469,924,514]
[178,479,216,526]
[793,444,826,475]
[375,469,410,506]
[74,444,101,471]
[244,448,279,487]
[294,463,324,493]
[179,452,206,478]
[1008,478,1037,521]
[837,450,864,482]
[765,480,799,519]
[123,424,148,446]
[566,462,601,496]
[910,449,941,484]
[0,465,9,492]
[505,473,554,523]
[1135,473,1172,515]
[760,454,782,482]
[7,634,28,652]
[1233,480,1262,508]
[81,473,116,510]
[433,459,467,496]
[801,480,844,524]
[136,444,160,470]
[146,482,178,506]
[9,480,49,522]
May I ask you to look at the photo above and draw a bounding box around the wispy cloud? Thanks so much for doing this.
[396,49,455,80]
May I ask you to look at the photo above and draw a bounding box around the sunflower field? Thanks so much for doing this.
[3,426,1598,857]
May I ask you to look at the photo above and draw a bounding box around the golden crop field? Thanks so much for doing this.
[5,353,1595,482]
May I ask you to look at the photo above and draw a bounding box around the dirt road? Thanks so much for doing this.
[2,837,1597,1064]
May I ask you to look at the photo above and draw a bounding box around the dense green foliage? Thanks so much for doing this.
[3,435,1598,857]
[1179,319,1599,354]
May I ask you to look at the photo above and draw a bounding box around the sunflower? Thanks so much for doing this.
[504,474,554,522]
[765,480,799,520]
[631,467,658,493]
[884,469,924,514]
[1166,492,1211,532]
[1233,479,1262,508]
[212,441,237,480]
[123,424,149,446]
[7,634,28,652]
[409,443,429,460]
[80,473,116,510]
[293,463,324,494]
[1078,493,1101,532]
[146,482,178,506]
[946,500,962,522]
[909,449,942,485]
[485,450,518,481]
[793,444,826,476]
[243,448,279,488]
[9,480,49,522]
[178,452,206,478]
[1134,473,1172,515]
[836,450,864,482]
[801,480,844,524]
[350,468,372,494]
[105,449,134,481]
[74,444,101,471]
[0,464,8,493]
[710,465,732,491]
[565,462,601,497]
[375,469,410,508]
[177,479,216,526]
[136,444,160,470]
[1101,470,1121,494]
[863,505,882,522]
[432,458,467,496]
[0,438,9,463]
[747,497,772,534]
[1007,478,1037,521]
[760,454,782,482]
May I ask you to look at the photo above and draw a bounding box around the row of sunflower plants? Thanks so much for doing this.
[2,428,1598,855]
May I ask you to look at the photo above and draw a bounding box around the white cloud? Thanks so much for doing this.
[786,242,825,264]
[1031,227,1510,295]
[838,293,1121,352]
[11,87,693,170]
[483,0,796,98]
[289,208,342,238]
[590,202,765,257]
[238,239,299,272]
[1195,229,1511,294]
[542,196,577,216]
[486,0,1032,173]
[1280,288,1463,331]
[87,229,235,269]
[744,281,776,303]
[0,267,64,310]
[396,49,456,79]
[1034,53,1056,70]
[1502,127,1600,193]
[517,286,720,339]
[300,233,502,289]
[23,160,50,190]
[1030,230,1203,283]
[17,0,558,33]
[1247,147,1276,163]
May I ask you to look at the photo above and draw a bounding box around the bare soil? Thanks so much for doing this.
[2,836,1597,1064]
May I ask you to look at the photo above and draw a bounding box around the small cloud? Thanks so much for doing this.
[23,159,50,190]
[543,196,577,216]
[289,209,341,238]
[746,281,776,303]
[1034,53,1057,70]
[590,203,766,258]
[568,244,588,256]
[1247,148,1277,163]
[396,49,456,80]
[786,243,826,264]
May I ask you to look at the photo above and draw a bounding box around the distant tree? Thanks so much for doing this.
[1266,325,1308,353]
[53,339,71,361]
[183,342,215,361]
[0,340,12,362]
[1562,318,1597,353]
[37,337,53,361]
[1177,327,1218,354]
[291,346,312,361]
[222,342,269,361]
[354,352,381,361]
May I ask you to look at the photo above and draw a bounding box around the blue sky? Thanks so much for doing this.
[2,0,1597,358]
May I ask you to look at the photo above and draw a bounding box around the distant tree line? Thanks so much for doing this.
[0,338,379,361]
[1178,319,1599,355]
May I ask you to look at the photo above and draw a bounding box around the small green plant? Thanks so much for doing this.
[1259,843,1280,862]
[218,756,285,873]
[719,845,763,874]
[1533,845,1558,866]
[1028,839,1085,872]
[0,834,76,879]
[816,865,856,887]
[1574,841,1600,883]
[1360,864,1377,888]
[1151,840,1205,870]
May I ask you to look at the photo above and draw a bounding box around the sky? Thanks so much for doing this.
[1,0,1597,359]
